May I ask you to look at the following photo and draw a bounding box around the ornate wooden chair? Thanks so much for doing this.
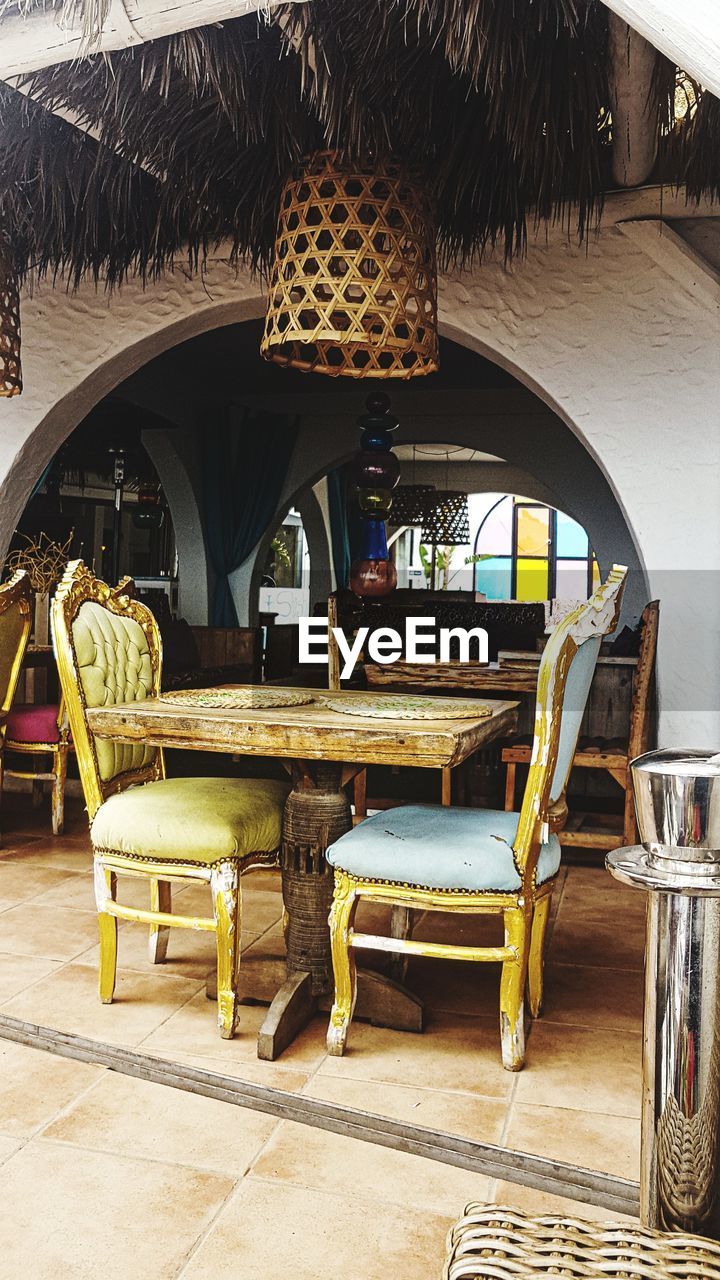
[51,560,289,1037]
[0,571,33,842]
[502,599,658,848]
[324,565,627,1070]
[3,699,71,836]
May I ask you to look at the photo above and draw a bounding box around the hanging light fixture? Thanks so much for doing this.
[421,491,471,546]
[390,484,437,526]
[0,241,22,397]
[261,151,439,380]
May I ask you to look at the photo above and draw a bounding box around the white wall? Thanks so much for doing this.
[0,191,717,746]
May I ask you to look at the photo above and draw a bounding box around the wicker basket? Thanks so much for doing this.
[444,1204,720,1279]
[0,248,22,397]
[261,151,438,380]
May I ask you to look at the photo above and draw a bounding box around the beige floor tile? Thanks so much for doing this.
[0,863,85,905]
[303,1073,507,1144]
[35,869,172,912]
[2,962,203,1047]
[541,963,644,1032]
[0,952,63,1002]
[0,902,101,961]
[504,1102,640,1180]
[0,1040,103,1137]
[491,1179,638,1223]
[0,836,93,874]
[252,1117,492,1216]
[79,921,219,982]
[41,1070,279,1175]
[0,1138,235,1279]
[549,913,645,970]
[318,1011,513,1100]
[517,1023,642,1117]
[179,1176,451,1280]
[560,867,644,919]
[140,989,328,1070]
[413,909,505,948]
[406,954,500,1017]
[0,1135,23,1164]
[154,1047,311,1094]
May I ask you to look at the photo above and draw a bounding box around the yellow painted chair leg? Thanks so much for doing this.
[499,906,530,1071]
[211,862,241,1039]
[94,863,118,1005]
[327,872,358,1056]
[51,746,68,837]
[148,878,172,963]
[527,894,551,1018]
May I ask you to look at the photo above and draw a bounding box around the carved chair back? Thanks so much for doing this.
[51,561,163,820]
[0,571,33,725]
[513,565,627,880]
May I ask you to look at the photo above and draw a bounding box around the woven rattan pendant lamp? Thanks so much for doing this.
[0,240,22,397]
[261,151,439,379]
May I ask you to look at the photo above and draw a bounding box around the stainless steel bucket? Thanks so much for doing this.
[608,748,720,1237]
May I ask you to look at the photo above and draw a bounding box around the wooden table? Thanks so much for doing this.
[87,686,518,1060]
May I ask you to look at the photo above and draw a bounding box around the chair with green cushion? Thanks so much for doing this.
[51,560,289,1038]
[325,565,627,1071]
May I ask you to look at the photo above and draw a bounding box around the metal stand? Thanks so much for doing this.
[608,747,720,1238]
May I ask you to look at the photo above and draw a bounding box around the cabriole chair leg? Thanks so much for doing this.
[327,873,358,1056]
[51,746,68,837]
[95,863,118,1005]
[148,878,172,963]
[500,905,531,1071]
[212,862,241,1039]
[527,894,551,1018]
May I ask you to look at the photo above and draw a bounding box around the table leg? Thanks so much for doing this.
[256,759,424,1060]
[257,762,349,1061]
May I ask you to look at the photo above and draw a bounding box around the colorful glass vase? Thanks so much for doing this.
[349,392,399,598]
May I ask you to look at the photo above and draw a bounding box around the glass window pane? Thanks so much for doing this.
[555,559,590,602]
[516,557,549,601]
[474,496,513,556]
[516,506,550,557]
[475,556,512,600]
[556,511,589,558]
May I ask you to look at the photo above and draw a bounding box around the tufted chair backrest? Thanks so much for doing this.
[0,571,32,721]
[52,561,163,819]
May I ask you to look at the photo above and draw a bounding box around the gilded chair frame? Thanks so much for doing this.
[327,565,627,1070]
[51,560,274,1037]
[0,571,34,841]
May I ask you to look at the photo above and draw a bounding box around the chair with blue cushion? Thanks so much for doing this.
[51,560,289,1038]
[325,565,627,1070]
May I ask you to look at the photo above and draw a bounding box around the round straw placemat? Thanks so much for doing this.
[321,694,493,721]
[160,688,315,710]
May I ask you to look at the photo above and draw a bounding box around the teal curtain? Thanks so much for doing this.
[203,407,299,626]
[327,466,351,590]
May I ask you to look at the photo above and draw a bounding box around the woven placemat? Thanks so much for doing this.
[322,694,493,721]
[160,688,315,710]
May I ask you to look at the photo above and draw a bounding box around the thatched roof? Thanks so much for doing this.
[0,0,717,286]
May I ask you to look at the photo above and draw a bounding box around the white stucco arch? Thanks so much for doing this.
[0,194,717,745]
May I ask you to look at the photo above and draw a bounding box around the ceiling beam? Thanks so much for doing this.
[607,13,658,187]
[0,0,307,79]
[600,0,720,98]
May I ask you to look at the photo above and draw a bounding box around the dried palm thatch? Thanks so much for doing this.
[0,0,715,289]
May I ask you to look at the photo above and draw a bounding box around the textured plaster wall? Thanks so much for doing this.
[0,204,718,746]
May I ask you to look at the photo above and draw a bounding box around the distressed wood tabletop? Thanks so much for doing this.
[87,685,519,770]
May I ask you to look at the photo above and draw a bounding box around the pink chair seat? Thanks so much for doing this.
[6,704,62,745]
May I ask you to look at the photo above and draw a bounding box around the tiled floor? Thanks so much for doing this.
[0,796,645,1278]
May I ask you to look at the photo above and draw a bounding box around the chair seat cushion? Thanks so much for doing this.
[327,805,560,893]
[91,777,289,866]
[6,704,61,745]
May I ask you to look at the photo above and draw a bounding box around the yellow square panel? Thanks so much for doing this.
[516,506,550,558]
[516,557,549,602]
